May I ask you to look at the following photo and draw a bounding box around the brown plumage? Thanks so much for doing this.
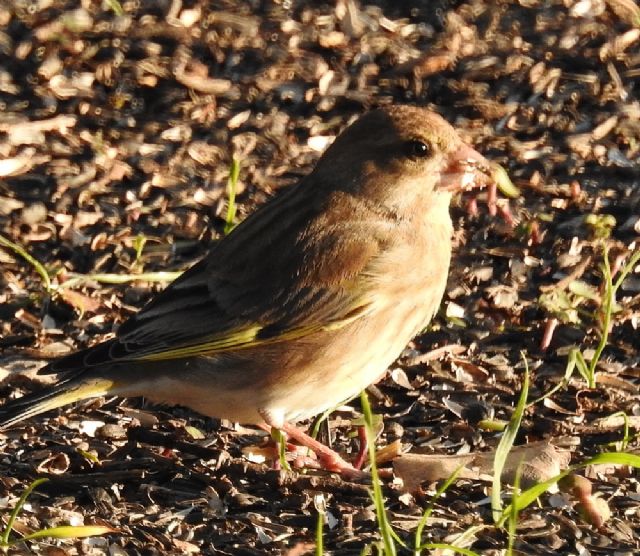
[0,105,494,472]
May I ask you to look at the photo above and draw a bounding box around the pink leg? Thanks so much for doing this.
[268,422,364,478]
[496,200,515,228]
[487,181,497,216]
[352,426,368,470]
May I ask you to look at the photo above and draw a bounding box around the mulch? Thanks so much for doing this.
[0,1,639,554]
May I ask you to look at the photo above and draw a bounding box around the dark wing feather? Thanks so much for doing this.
[44,187,395,374]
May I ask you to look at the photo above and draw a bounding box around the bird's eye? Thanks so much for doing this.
[403,140,431,159]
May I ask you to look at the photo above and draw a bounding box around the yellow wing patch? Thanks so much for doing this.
[137,325,263,361]
[136,302,372,362]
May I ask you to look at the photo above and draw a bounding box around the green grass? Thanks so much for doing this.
[314,494,326,556]
[413,466,483,556]
[60,271,183,287]
[604,411,631,451]
[0,479,115,550]
[360,390,398,556]
[505,464,522,556]
[271,427,292,472]
[132,233,148,268]
[491,356,529,523]
[224,158,241,235]
[583,244,640,385]
[538,243,639,390]
[0,234,52,293]
[360,391,482,556]
[565,244,638,388]
[497,451,640,528]
[104,0,124,16]
[413,466,463,553]
[0,231,183,318]
[359,364,640,556]
[487,354,640,545]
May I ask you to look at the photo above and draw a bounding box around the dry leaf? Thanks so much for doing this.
[394,441,570,491]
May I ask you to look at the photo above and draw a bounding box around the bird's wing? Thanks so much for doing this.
[46,189,395,372]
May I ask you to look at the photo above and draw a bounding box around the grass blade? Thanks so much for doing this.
[0,234,52,292]
[414,465,463,554]
[499,451,640,526]
[13,525,116,545]
[492,357,529,523]
[417,543,482,556]
[1,478,49,546]
[360,390,397,556]
[60,271,183,287]
[224,158,241,235]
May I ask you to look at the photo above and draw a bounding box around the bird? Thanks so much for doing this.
[0,105,495,475]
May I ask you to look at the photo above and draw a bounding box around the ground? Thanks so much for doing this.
[0,0,639,554]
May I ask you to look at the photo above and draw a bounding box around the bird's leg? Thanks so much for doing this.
[486,181,498,216]
[256,423,314,469]
[257,413,364,478]
[279,421,365,479]
[352,425,368,470]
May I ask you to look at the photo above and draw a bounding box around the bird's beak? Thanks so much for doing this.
[438,142,493,193]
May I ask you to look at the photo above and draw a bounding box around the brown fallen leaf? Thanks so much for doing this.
[284,543,315,556]
[375,439,403,465]
[593,372,640,394]
[394,441,570,492]
[172,538,200,554]
[594,414,640,430]
[59,288,102,315]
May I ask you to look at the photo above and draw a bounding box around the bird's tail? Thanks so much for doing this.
[0,375,115,430]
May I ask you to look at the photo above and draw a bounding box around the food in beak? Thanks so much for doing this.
[439,143,520,199]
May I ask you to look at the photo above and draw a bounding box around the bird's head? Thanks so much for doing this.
[311,105,495,215]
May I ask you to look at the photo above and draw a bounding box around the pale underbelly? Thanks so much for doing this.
[124,298,437,426]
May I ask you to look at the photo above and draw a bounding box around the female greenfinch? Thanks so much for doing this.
[1,105,497,474]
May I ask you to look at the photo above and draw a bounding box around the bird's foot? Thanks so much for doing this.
[262,421,366,479]
[351,425,368,470]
